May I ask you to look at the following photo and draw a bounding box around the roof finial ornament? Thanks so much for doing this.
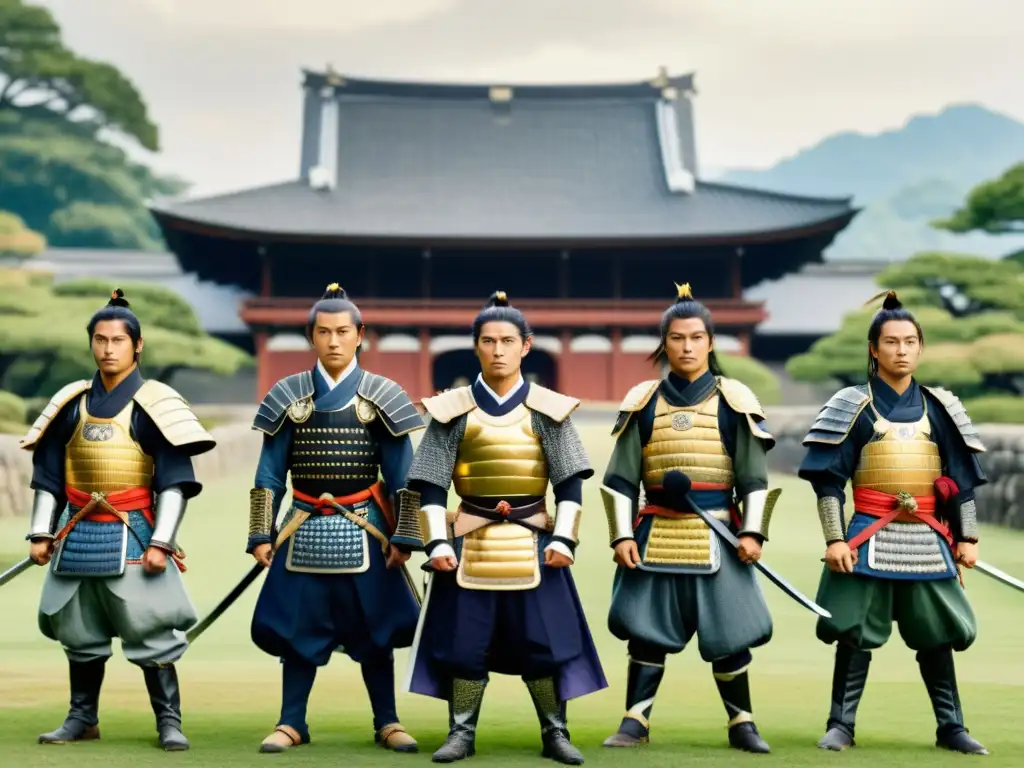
[324,63,344,87]
[651,65,670,88]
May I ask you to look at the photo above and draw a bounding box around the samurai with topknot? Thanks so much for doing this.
[21,288,215,751]
[798,290,988,755]
[401,291,606,765]
[246,283,425,754]
[599,282,777,753]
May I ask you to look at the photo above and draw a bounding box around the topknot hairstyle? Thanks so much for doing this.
[648,282,724,375]
[865,289,924,378]
[472,290,532,342]
[86,287,142,359]
[305,282,364,340]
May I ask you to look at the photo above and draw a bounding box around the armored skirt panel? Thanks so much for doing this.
[251,496,420,667]
[848,411,955,580]
[288,407,381,499]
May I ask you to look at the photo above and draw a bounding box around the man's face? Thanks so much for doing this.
[311,311,363,375]
[475,321,530,379]
[664,317,711,378]
[871,319,922,378]
[91,319,141,376]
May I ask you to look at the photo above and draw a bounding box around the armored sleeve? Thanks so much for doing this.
[599,416,644,546]
[248,424,293,553]
[373,420,414,500]
[133,408,201,498]
[533,411,594,489]
[29,398,77,503]
[406,415,467,506]
[929,404,987,542]
[798,439,857,545]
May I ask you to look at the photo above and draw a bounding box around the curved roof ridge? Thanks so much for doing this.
[697,180,855,207]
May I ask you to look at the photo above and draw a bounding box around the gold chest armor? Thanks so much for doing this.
[453,405,549,498]
[642,392,734,488]
[853,406,941,497]
[64,395,154,493]
[640,392,733,573]
[454,405,549,591]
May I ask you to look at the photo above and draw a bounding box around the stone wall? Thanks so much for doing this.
[765,407,1024,530]
[0,424,262,520]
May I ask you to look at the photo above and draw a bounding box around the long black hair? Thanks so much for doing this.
[305,283,364,341]
[648,282,724,375]
[472,290,532,342]
[87,288,142,360]
[866,290,924,378]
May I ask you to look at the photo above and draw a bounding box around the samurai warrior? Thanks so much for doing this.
[600,283,776,753]
[401,291,607,765]
[799,290,988,754]
[247,284,425,754]
[22,289,215,750]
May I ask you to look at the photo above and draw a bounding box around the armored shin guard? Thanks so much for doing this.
[524,677,584,765]
[917,646,988,755]
[818,644,871,751]
[142,665,189,751]
[38,658,106,744]
[432,678,487,763]
[713,656,770,754]
[603,656,665,747]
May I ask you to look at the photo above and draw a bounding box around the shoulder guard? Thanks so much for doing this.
[611,379,660,438]
[420,387,476,424]
[802,385,871,446]
[252,371,315,436]
[19,379,89,450]
[716,376,773,443]
[133,380,216,456]
[524,384,579,423]
[356,371,425,436]
[922,385,985,453]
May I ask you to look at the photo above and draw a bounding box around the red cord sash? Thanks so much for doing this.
[848,487,952,551]
[292,480,394,533]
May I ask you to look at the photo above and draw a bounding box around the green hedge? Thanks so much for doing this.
[0,389,28,425]
[719,353,782,406]
[963,395,1024,424]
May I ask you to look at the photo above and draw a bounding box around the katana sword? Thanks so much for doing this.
[0,556,35,588]
[662,470,832,619]
[971,559,1024,594]
[186,563,264,644]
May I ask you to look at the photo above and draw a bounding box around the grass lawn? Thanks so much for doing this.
[1,421,1023,766]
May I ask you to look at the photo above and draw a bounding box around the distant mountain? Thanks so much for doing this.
[716,104,1024,260]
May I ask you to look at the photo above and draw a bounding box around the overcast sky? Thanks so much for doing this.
[36,0,1024,197]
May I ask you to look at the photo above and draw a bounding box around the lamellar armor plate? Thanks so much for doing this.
[851,407,953,577]
[281,404,382,573]
[53,396,155,578]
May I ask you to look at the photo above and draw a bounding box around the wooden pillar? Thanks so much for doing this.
[255,331,270,401]
[737,330,751,356]
[610,326,623,397]
[360,328,380,370]
[731,247,743,299]
[259,248,272,298]
[418,328,432,400]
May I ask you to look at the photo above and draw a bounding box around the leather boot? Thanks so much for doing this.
[524,677,584,765]
[602,657,665,747]
[714,667,770,753]
[918,647,988,755]
[39,658,106,744]
[818,644,871,751]
[143,665,189,751]
[432,678,487,763]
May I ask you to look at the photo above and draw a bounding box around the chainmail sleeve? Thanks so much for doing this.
[406,414,468,490]
[532,412,594,486]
